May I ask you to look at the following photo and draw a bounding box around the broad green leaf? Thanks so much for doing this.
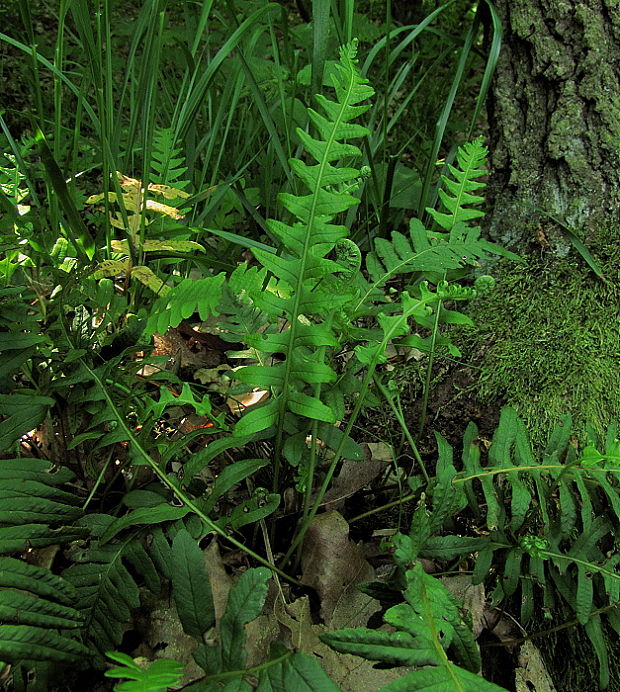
[0,393,55,451]
[575,565,594,625]
[105,651,184,691]
[229,493,280,530]
[201,459,268,514]
[256,652,341,691]
[421,536,489,560]
[220,567,270,669]
[99,505,191,545]
[171,530,215,640]
[234,398,279,436]
[0,333,47,350]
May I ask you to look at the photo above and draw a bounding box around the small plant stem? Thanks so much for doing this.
[348,492,417,524]
[481,602,620,648]
[297,315,334,558]
[82,361,302,587]
[373,374,430,484]
[199,650,292,683]
[280,292,435,569]
[417,293,443,441]
[82,454,112,510]
[541,550,620,583]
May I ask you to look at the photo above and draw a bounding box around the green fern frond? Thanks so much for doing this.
[0,459,87,552]
[105,651,184,692]
[143,273,226,337]
[419,407,620,689]
[0,557,88,664]
[232,40,374,438]
[322,563,506,691]
[150,127,189,190]
[63,522,164,653]
[427,138,487,231]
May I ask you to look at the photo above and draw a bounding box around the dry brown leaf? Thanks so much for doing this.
[139,592,203,686]
[300,511,379,626]
[365,441,394,462]
[515,641,557,692]
[319,458,389,512]
[226,388,269,414]
[276,595,414,692]
[204,539,233,624]
[440,574,486,638]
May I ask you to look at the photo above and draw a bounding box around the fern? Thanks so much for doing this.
[63,517,168,653]
[321,563,506,692]
[144,273,226,336]
[0,458,86,552]
[0,460,90,672]
[105,652,184,692]
[426,138,488,231]
[355,138,520,315]
[410,407,620,689]
[227,40,374,442]
[0,558,88,665]
[150,127,190,191]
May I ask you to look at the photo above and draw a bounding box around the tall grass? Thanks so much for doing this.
[1,0,498,266]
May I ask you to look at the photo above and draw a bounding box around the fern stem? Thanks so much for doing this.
[199,649,293,683]
[454,462,620,483]
[81,361,302,587]
[373,374,430,484]
[281,292,435,568]
[417,288,444,441]
[481,602,620,649]
[348,492,417,524]
[542,550,620,583]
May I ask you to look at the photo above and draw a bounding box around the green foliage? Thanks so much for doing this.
[322,563,505,692]
[0,459,86,552]
[1,3,608,687]
[104,652,184,692]
[0,558,88,664]
[426,138,487,231]
[397,407,620,689]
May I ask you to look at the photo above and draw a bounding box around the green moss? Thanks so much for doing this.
[454,234,620,449]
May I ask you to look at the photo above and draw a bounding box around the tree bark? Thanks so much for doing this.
[485,0,620,249]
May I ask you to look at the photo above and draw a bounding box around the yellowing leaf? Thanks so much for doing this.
[145,200,185,219]
[111,239,204,254]
[92,259,129,278]
[148,183,190,200]
[131,266,171,295]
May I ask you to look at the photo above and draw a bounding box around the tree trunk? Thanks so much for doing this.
[485,0,620,250]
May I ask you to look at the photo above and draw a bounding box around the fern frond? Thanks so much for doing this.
[143,274,226,337]
[420,407,620,689]
[63,522,164,653]
[233,40,374,438]
[427,138,487,231]
[150,127,189,190]
[322,563,506,691]
[0,557,88,664]
[0,459,87,552]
